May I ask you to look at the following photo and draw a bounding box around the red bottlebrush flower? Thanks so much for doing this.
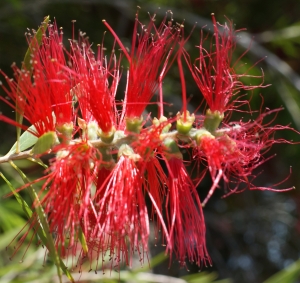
[89,149,149,267]
[37,141,100,257]
[103,13,181,122]
[143,158,169,244]
[0,22,73,137]
[165,157,210,267]
[184,14,264,115]
[38,22,73,128]
[125,119,175,250]
[0,65,55,136]
[69,36,119,135]
[194,108,295,206]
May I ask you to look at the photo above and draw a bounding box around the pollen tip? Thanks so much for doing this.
[102,19,106,22]
[211,13,215,16]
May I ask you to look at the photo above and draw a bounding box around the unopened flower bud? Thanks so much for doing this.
[56,122,74,144]
[125,116,143,134]
[176,111,195,135]
[203,109,224,133]
[87,121,100,141]
[99,126,115,144]
[78,118,100,141]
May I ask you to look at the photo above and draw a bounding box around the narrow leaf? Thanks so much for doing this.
[263,259,300,283]
[0,172,33,219]
[78,227,89,254]
[8,161,74,283]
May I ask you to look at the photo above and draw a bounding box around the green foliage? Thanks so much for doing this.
[263,259,300,283]
[7,125,38,155]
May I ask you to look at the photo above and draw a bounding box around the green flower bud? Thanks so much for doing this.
[125,116,143,134]
[56,122,73,144]
[176,111,195,135]
[203,109,224,133]
[99,126,116,144]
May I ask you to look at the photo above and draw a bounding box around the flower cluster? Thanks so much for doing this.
[0,13,294,274]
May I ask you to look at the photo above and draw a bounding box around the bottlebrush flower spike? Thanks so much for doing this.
[163,139,210,266]
[69,35,119,140]
[39,22,74,130]
[184,14,265,116]
[103,12,181,123]
[133,119,173,246]
[0,65,55,136]
[194,107,295,207]
[0,22,73,139]
[90,145,149,267]
[37,141,100,258]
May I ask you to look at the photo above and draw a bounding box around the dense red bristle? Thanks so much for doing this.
[144,158,170,245]
[183,15,267,116]
[104,13,181,122]
[33,142,100,262]
[165,157,211,267]
[0,22,74,137]
[177,48,187,120]
[37,22,73,126]
[193,107,296,205]
[88,155,149,267]
[0,67,55,136]
[69,37,117,133]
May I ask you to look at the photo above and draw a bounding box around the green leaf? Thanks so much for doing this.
[7,124,38,155]
[181,271,218,283]
[6,162,74,283]
[263,259,300,283]
[27,156,48,169]
[181,271,232,283]
[0,172,34,220]
[32,131,57,154]
[22,16,50,72]
[16,16,50,153]
[78,227,88,254]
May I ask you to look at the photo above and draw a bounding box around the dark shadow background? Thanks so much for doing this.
[1,1,300,283]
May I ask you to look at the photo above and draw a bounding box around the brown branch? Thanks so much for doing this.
[0,149,33,164]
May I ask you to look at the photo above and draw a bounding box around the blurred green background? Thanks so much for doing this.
[1,0,300,282]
